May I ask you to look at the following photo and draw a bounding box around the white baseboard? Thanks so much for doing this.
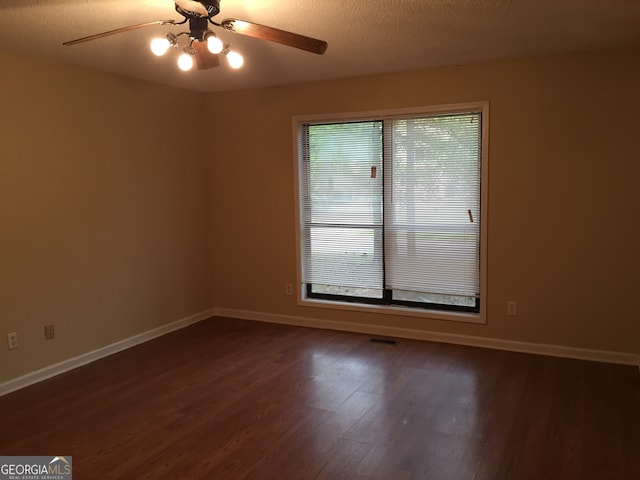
[0,307,216,397]
[215,308,640,367]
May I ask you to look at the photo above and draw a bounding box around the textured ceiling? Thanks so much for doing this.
[0,0,639,93]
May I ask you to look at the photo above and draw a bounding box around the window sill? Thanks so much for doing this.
[298,296,486,325]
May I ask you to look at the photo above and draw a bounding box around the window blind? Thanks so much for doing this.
[301,121,384,296]
[384,113,481,301]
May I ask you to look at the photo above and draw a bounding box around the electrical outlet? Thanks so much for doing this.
[7,332,18,350]
[285,283,293,296]
[507,301,517,316]
[44,324,55,340]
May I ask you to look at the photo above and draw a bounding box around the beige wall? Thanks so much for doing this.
[206,47,640,355]
[0,50,215,382]
[2,45,638,385]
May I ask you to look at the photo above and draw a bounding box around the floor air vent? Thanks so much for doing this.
[369,338,397,345]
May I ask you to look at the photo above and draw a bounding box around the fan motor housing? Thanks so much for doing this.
[189,17,209,40]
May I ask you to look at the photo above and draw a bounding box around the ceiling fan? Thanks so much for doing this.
[63,0,328,71]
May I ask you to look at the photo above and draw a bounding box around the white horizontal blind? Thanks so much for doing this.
[384,113,481,300]
[301,121,384,295]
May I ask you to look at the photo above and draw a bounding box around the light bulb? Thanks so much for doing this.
[150,37,170,56]
[206,34,223,54]
[226,50,244,69]
[177,52,194,71]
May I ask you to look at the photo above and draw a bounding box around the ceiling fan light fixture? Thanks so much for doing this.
[225,49,244,69]
[63,1,328,75]
[177,51,194,71]
[205,32,224,54]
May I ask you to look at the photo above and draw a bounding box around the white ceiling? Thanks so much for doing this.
[1,0,639,93]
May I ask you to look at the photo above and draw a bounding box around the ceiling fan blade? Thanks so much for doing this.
[174,0,208,17]
[192,41,220,70]
[63,20,177,46]
[221,19,328,55]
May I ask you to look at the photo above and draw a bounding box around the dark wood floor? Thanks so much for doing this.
[1,317,638,479]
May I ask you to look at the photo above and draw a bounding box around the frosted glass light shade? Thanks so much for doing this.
[177,53,194,71]
[207,35,223,54]
[226,50,244,69]
[150,37,171,56]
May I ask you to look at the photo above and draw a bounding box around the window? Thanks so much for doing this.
[296,103,487,320]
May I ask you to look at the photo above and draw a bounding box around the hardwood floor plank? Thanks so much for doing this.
[313,438,374,480]
[581,362,626,479]
[615,365,640,479]
[1,317,638,479]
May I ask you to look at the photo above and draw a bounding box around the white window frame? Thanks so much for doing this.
[293,102,489,324]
